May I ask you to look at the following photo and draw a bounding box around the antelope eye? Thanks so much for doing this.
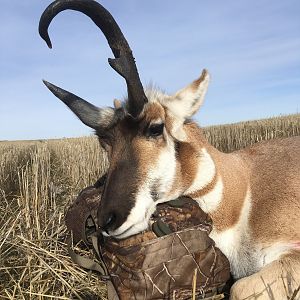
[147,123,164,137]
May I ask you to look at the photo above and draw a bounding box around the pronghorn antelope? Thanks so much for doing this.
[39,0,300,298]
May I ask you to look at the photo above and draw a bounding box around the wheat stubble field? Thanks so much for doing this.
[0,114,299,299]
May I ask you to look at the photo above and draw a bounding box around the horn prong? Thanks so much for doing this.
[39,0,148,117]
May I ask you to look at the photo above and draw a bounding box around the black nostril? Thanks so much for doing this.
[102,213,116,233]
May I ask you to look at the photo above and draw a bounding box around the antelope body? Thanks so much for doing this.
[39,1,300,298]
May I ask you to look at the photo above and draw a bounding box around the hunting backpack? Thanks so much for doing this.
[65,181,231,300]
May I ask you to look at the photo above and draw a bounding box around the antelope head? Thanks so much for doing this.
[39,0,210,239]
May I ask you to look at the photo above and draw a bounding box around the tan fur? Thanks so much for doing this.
[242,138,300,243]
[138,102,167,159]
[181,124,300,231]
[168,123,206,194]
[188,171,218,199]
[96,71,299,298]
[172,124,247,229]
[209,150,249,230]
[110,102,167,181]
[176,122,300,236]
[142,102,165,123]
[191,68,208,91]
[134,135,165,180]
[177,124,300,299]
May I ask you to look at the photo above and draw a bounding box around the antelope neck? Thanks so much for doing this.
[184,145,250,231]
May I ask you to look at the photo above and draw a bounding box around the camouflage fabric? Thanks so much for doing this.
[66,185,231,300]
[65,184,103,245]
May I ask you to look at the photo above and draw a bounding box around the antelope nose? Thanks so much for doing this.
[101,212,116,234]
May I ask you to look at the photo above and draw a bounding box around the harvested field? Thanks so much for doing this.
[0,138,108,299]
[203,113,300,152]
[1,114,299,299]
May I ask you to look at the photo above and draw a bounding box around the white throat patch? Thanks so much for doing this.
[184,148,223,213]
[185,148,216,195]
[196,176,223,213]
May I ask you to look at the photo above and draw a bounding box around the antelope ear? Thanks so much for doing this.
[164,69,210,141]
[172,69,210,118]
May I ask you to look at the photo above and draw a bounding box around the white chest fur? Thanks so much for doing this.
[187,149,295,279]
[189,150,258,278]
[207,189,294,279]
[208,189,261,279]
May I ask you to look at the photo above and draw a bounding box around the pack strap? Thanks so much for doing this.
[67,233,109,279]
[67,233,120,300]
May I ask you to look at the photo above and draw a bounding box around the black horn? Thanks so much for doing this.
[43,80,114,129]
[39,0,148,117]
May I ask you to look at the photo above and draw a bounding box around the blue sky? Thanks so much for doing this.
[1,0,299,141]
